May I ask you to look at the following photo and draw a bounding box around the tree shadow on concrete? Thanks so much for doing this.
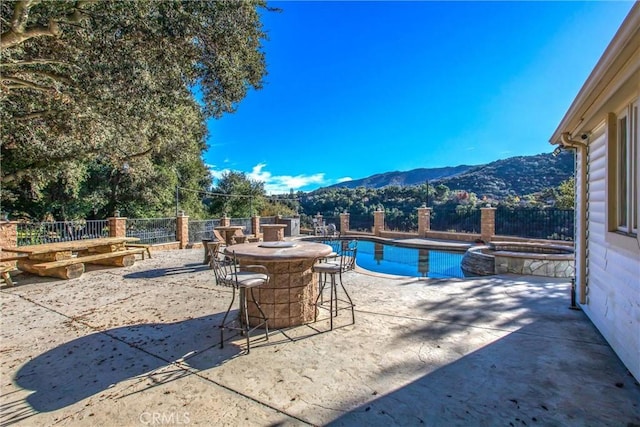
[123,262,210,279]
[6,312,241,423]
[326,277,640,426]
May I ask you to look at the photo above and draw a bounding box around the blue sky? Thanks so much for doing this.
[204,1,634,194]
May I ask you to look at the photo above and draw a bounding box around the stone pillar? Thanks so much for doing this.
[251,215,261,238]
[481,207,496,243]
[108,216,127,238]
[0,221,18,258]
[176,212,189,249]
[417,207,432,237]
[221,215,231,227]
[262,224,287,242]
[339,212,350,233]
[373,209,385,236]
[315,213,323,227]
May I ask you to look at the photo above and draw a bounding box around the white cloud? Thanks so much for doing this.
[337,177,353,183]
[208,163,328,193]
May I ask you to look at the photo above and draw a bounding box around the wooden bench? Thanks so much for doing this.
[0,265,16,287]
[125,243,152,259]
[0,255,29,262]
[20,248,146,280]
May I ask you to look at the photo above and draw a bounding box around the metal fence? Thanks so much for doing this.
[259,216,277,225]
[385,214,418,232]
[349,214,374,232]
[229,217,252,232]
[495,207,574,241]
[126,218,177,245]
[16,220,109,246]
[430,207,481,234]
[188,219,221,242]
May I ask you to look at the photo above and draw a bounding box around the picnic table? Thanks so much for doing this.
[1,237,143,280]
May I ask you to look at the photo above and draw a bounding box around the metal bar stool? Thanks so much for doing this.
[209,245,269,353]
[312,240,357,330]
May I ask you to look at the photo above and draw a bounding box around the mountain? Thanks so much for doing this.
[324,151,574,198]
[327,165,474,189]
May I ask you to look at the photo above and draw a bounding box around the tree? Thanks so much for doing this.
[208,171,265,218]
[1,0,271,219]
[555,177,575,209]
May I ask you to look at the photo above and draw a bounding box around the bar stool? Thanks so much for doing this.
[312,240,357,330]
[209,246,269,353]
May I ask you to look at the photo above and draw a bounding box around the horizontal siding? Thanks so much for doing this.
[588,165,606,182]
[582,128,639,381]
[588,210,605,226]
[583,274,638,378]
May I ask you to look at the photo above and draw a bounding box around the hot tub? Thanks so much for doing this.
[461,241,575,278]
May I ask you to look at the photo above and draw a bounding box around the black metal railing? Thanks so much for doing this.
[495,207,574,241]
[384,213,417,232]
[349,214,374,232]
[259,216,277,225]
[126,218,177,244]
[430,207,481,234]
[188,219,221,242]
[17,220,109,246]
[229,217,252,233]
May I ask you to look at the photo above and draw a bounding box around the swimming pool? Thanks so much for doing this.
[353,240,468,278]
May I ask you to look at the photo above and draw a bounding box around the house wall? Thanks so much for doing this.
[579,124,640,381]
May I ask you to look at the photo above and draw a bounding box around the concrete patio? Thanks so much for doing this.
[1,248,638,426]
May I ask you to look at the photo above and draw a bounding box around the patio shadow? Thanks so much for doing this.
[326,318,640,426]
[12,314,235,413]
[123,262,210,279]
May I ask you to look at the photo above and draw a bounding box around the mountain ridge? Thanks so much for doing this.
[321,151,574,199]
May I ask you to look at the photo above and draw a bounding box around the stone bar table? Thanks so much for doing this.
[260,224,288,242]
[225,241,332,328]
[214,225,244,245]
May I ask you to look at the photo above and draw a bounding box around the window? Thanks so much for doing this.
[614,100,638,236]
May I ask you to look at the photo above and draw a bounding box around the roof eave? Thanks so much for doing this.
[550,3,640,145]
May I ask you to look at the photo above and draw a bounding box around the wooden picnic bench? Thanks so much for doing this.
[1,237,142,280]
[125,243,152,259]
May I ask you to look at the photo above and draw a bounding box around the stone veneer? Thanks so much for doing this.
[462,242,575,278]
[242,258,318,329]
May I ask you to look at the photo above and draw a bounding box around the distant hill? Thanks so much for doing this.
[324,151,574,199]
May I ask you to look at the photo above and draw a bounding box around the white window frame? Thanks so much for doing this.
[614,100,638,237]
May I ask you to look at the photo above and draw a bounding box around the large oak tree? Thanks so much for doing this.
[1,0,270,219]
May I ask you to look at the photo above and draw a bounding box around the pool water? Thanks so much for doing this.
[354,240,467,278]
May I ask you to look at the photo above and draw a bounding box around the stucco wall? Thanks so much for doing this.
[580,127,640,381]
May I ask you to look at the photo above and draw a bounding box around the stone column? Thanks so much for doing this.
[417,206,432,237]
[0,222,18,267]
[108,215,127,238]
[251,215,261,238]
[315,213,323,227]
[339,212,350,234]
[176,212,189,249]
[373,209,385,236]
[480,207,496,243]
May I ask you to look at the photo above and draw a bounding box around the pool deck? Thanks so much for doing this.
[1,248,639,426]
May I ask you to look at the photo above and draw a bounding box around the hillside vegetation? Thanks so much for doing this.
[327,151,574,199]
